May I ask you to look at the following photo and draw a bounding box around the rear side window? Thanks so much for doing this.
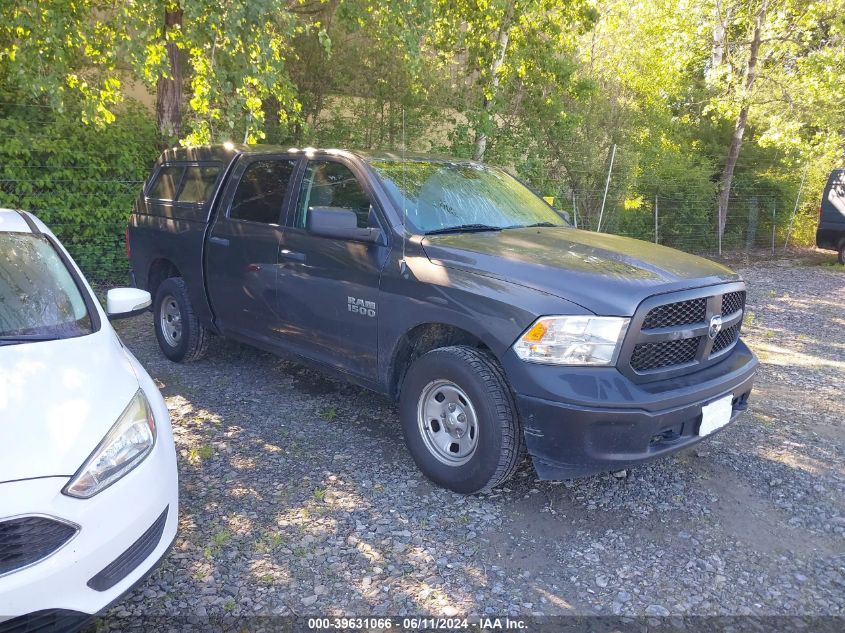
[179,166,221,204]
[147,166,184,201]
[229,160,297,224]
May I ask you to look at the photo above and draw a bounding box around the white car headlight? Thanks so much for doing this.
[63,389,156,499]
[513,316,630,365]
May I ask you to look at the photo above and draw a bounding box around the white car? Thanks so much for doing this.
[0,209,178,630]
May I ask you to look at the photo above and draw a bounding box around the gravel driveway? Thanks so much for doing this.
[105,254,844,622]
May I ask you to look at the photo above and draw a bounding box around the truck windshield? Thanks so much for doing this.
[0,233,92,343]
[369,159,567,234]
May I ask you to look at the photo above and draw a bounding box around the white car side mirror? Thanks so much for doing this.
[106,288,151,320]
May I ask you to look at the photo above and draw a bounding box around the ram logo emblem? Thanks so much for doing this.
[708,315,723,340]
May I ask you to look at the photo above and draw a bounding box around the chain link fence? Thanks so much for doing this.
[555,189,808,256]
[0,177,142,287]
[0,170,818,288]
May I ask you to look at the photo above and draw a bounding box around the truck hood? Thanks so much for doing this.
[0,328,141,483]
[422,227,741,315]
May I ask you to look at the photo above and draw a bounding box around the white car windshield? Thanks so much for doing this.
[0,232,92,343]
[369,159,567,234]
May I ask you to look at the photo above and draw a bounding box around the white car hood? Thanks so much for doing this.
[0,328,140,482]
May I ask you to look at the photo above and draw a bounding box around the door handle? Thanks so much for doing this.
[209,236,230,246]
[279,249,306,263]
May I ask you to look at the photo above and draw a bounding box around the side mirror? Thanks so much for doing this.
[106,288,151,320]
[560,210,572,224]
[306,206,382,243]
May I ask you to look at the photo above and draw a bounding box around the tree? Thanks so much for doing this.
[431,0,596,162]
[715,0,769,236]
[156,5,184,138]
[0,0,331,142]
[708,0,845,234]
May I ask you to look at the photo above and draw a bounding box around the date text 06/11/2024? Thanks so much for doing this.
[307,617,528,630]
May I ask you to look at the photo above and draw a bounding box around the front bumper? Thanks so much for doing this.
[505,340,758,479]
[0,435,178,627]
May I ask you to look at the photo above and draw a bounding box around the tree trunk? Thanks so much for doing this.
[717,0,767,236]
[156,7,184,139]
[473,0,514,162]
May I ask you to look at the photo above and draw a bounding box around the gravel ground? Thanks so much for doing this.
[103,254,844,622]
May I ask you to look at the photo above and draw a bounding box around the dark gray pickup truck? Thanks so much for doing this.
[127,144,757,493]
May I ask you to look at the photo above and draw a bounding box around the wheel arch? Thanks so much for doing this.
[389,322,496,400]
[148,258,182,299]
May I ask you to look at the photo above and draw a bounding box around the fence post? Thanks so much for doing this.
[784,165,808,252]
[771,201,776,254]
[654,194,658,244]
[746,196,759,249]
[596,143,616,233]
[572,191,578,228]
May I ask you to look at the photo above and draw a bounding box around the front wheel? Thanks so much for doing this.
[153,277,210,362]
[399,346,524,494]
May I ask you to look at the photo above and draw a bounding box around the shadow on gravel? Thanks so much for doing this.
[104,297,845,619]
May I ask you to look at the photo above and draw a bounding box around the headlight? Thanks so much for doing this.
[513,316,629,365]
[63,390,156,499]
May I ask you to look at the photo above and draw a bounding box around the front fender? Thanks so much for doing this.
[376,252,592,392]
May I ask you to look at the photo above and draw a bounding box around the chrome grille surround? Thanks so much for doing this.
[618,283,746,382]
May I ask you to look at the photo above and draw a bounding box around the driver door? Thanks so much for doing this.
[274,158,390,378]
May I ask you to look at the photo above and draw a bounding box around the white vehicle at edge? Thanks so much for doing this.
[0,209,178,630]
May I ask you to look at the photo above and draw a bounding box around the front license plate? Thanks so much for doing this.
[698,394,734,437]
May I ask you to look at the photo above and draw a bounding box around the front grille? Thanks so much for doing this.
[721,291,746,316]
[87,506,168,591]
[0,610,89,633]
[0,517,77,577]
[642,298,706,329]
[631,338,699,371]
[712,322,741,354]
[622,285,746,378]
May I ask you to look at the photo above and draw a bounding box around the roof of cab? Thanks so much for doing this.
[155,144,480,166]
[0,208,45,234]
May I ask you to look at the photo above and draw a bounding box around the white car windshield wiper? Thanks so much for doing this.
[0,333,62,345]
[425,224,504,235]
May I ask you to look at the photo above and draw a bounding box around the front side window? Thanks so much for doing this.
[229,160,296,224]
[178,165,221,204]
[147,165,184,201]
[369,160,566,234]
[294,161,374,230]
[0,233,92,341]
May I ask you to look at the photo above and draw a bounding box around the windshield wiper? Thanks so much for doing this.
[425,224,504,235]
[0,333,62,345]
[517,222,560,229]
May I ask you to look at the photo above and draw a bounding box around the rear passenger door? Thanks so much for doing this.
[135,162,223,326]
[206,157,298,342]
[275,158,390,379]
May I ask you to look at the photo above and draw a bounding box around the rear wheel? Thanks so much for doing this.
[399,345,524,494]
[838,240,845,265]
[153,277,210,362]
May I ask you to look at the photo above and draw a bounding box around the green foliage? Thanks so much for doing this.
[0,97,158,283]
[2,0,843,258]
[0,0,322,143]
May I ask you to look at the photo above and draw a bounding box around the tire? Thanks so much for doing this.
[838,240,845,265]
[153,277,210,362]
[399,345,524,494]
